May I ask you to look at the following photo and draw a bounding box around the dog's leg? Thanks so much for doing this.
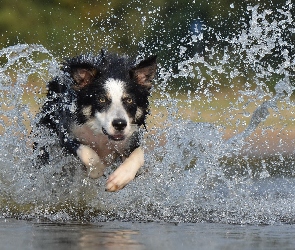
[106,147,144,192]
[76,144,106,178]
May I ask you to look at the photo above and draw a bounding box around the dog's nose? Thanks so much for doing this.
[112,119,127,131]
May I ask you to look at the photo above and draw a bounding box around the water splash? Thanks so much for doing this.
[0,2,295,224]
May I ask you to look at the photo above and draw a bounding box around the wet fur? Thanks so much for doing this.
[37,51,157,191]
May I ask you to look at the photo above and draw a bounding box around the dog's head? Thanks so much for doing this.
[63,51,157,141]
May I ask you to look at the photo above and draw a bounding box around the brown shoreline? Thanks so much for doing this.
[223,128,295,156]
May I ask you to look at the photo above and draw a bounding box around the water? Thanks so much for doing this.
[0,1,294,247]
[1,218,295,250]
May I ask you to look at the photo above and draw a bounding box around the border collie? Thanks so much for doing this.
[37,50,157,192]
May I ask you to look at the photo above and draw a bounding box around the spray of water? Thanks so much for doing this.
[0,2,294,224]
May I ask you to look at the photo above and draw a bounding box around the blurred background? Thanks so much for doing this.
[0,0,292,71]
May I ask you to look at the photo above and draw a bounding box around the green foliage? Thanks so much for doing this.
[0,0,293,90]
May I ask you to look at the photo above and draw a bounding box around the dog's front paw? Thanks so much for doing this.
[76,144,106,178]
[106,164,138,192]
[106,147,144,192]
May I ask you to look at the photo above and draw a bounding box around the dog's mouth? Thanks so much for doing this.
[102,127,125,141]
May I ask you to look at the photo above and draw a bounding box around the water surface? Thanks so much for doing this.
[1,218,295,250]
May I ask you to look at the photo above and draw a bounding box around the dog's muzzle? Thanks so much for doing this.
[102,119,127,141]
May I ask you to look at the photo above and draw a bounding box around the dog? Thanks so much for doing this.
[36,50,157,192]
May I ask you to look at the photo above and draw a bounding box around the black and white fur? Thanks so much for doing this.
[38,50,157,191]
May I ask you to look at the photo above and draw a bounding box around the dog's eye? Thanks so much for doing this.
[125,98,133,104]
[99,97,106,103]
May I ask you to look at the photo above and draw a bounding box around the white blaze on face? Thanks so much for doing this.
[95,78,131,136]
[105,78,125,107]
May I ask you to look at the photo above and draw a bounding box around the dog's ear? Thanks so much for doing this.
[130,55,157,89]
[72,67,97,90]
